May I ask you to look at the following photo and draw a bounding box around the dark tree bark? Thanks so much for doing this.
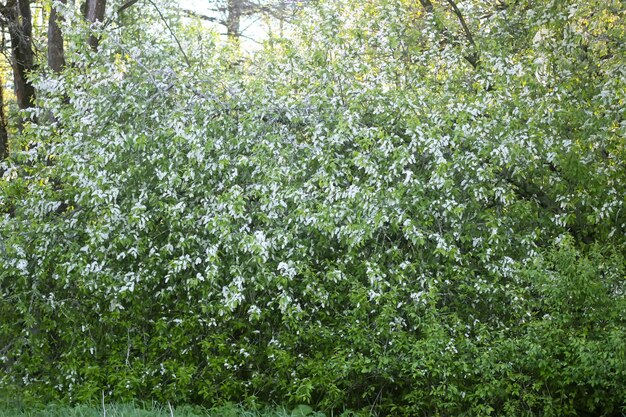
[0,81,7,161]
[1,0,36,110]
[119,0,140,12]
[85,0,107,50]
[48,0,67,73]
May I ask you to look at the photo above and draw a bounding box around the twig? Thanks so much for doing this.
[181,8,221,24]
[101,390,107,417]
[144,0,192,68]
[125,328,131,366]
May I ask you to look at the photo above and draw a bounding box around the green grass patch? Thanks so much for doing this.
[0,403,333,417]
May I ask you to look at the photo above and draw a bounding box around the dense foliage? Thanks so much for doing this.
[1,0,625,415]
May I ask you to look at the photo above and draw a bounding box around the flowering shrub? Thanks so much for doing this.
[1,0,625,415]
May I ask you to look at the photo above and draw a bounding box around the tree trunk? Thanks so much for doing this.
[48,0,67,73]
[85,0,107,50]
[4,0,36,110]
[0,81,8,161]
[226,0,242,41]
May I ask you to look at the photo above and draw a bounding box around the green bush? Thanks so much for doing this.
[1,0,625,415]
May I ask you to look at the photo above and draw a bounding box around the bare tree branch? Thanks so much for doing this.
[445,0,475,47]
[181,8,221,24]
[417,0,479,69]
[119,0,140,12]
[445,0,479,67]
[418,0,435,14]
[145,0,191,68]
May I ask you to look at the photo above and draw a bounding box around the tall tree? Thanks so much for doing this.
[225,0,243,40]
[85,0,107,50]
[1,0,36,110]
[0,81,7,160]
[190,0,305,42]
[47,0,67,73]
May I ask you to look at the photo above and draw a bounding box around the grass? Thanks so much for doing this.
[0,402,330,417]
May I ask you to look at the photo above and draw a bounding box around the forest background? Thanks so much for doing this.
[0,0,625,416]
